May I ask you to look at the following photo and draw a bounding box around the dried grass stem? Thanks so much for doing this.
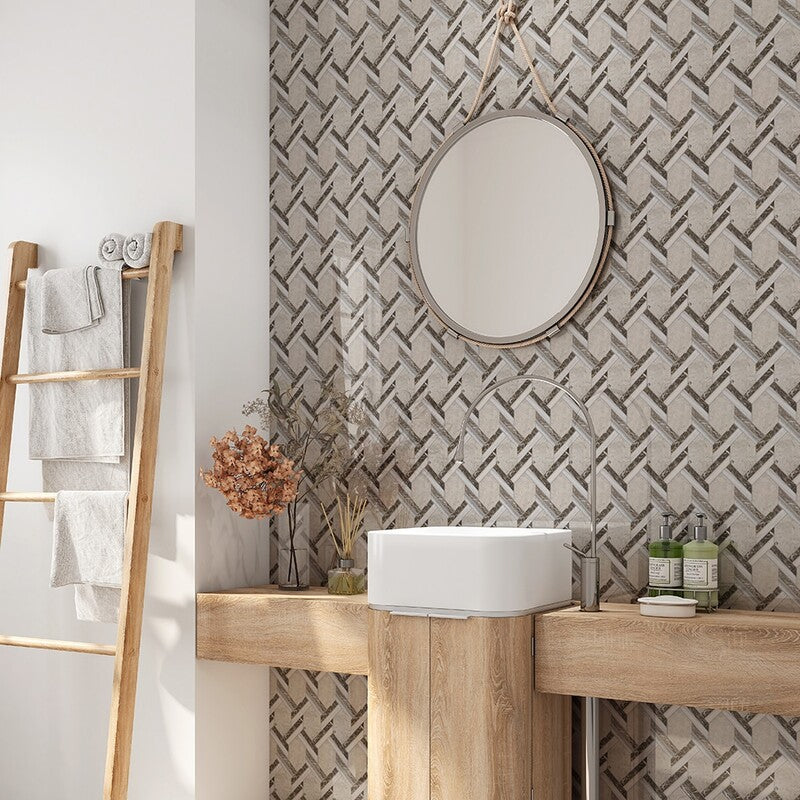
[321,493,367,560]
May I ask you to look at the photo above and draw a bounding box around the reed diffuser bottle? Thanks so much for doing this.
[321,492,367,595]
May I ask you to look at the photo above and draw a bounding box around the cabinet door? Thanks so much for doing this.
[430,615,532,800]
[368,611,430,800]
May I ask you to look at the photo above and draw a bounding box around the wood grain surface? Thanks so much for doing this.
[430,615,532,800]
[368,610,431,800]
[198,585,369,673]
[535,602,800,714]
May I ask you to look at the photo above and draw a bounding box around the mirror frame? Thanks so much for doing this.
[409,109,614,348]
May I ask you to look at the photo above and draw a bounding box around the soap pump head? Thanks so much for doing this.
[659,513,674,540]
[693,513,708,541]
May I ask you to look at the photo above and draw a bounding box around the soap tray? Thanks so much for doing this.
[645,586,721,612]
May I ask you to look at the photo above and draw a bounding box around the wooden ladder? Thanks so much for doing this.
[0,221,183,800]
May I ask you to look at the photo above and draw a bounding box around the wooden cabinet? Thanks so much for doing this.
[430,615,532,800]
[368,611,431,800]
[368,611,566,800]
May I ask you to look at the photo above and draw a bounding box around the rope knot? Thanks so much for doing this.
[496,1,517,25]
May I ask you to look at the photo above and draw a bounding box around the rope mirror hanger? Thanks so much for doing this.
[465,0,559,122]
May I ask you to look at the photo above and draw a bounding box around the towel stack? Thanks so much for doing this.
[25,250,131,623]
[98,232,152,269]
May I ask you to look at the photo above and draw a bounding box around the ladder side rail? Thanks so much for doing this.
[103,220,182,800]
[0,241,38,546]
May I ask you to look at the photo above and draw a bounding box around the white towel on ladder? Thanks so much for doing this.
[25,264,126,461]
[50,491,128,623]
[24,261,132,623]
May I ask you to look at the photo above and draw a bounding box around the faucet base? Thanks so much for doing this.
[579,556,600,612]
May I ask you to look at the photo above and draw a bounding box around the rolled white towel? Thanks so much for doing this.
[123,233,152,269]
[98,232,126,264]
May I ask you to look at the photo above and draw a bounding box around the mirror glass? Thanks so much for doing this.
[410,111,610,347]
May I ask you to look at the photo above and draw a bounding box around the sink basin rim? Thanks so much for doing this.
[367,525,573,617]
[368,525,569,538]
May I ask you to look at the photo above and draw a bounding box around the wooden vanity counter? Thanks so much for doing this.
[535,602,800,715]
[198,591,800,716]
[197,585,369,674]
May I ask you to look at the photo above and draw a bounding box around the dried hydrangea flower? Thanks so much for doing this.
[201,426,300,520]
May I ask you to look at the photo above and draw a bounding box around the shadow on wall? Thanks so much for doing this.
[132,512,196,799]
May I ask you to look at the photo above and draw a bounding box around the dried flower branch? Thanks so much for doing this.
[201,426,300,519]
[243,378,367,496]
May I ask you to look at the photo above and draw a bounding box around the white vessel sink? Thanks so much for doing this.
[367,526,572,617]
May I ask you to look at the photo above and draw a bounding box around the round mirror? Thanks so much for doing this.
[410,110,612,347]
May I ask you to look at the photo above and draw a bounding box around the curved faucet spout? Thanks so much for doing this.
[455,374,599,609]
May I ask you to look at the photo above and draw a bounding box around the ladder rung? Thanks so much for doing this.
[7,367,140,384]
[15,267,149,290]
[0,492,56,502]
[0,492,130,504]
[0,635,116,656]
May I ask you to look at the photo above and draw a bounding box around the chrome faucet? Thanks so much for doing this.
[455,373,600,611]
[455,374,603,800]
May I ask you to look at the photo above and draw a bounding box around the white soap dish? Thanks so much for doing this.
[637,595,698,618]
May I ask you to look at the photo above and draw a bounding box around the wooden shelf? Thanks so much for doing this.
[534,603,800,715]
[196,585,368,674]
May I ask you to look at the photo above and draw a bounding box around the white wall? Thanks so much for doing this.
[195,1,271,797]
[0,2,195,798]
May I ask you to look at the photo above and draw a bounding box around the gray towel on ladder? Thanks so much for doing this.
[26,265,125,461]
[51,491,127,588]
[40,265,104,334]
[51,491,127,623]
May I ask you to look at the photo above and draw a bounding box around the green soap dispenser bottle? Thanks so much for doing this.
[682,513,718,608]
[648,513,683,589]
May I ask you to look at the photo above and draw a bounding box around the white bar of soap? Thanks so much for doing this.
[637,595,698,618]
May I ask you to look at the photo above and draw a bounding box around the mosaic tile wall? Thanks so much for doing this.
[269,0,800,797]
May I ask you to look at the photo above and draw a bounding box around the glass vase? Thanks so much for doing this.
[277,501,309,590]
[279,546,309,590]
[327,558,366,595]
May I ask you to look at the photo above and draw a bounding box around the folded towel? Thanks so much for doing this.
[51,491,127,588]
[26,267,125,461]
[41,265,104,335]
[123,233,152,268]
[51,490,127,623]
[98,233,126,264]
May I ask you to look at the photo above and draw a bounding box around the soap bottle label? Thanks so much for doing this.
[683,558,718,588]
[649,557,682,587]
